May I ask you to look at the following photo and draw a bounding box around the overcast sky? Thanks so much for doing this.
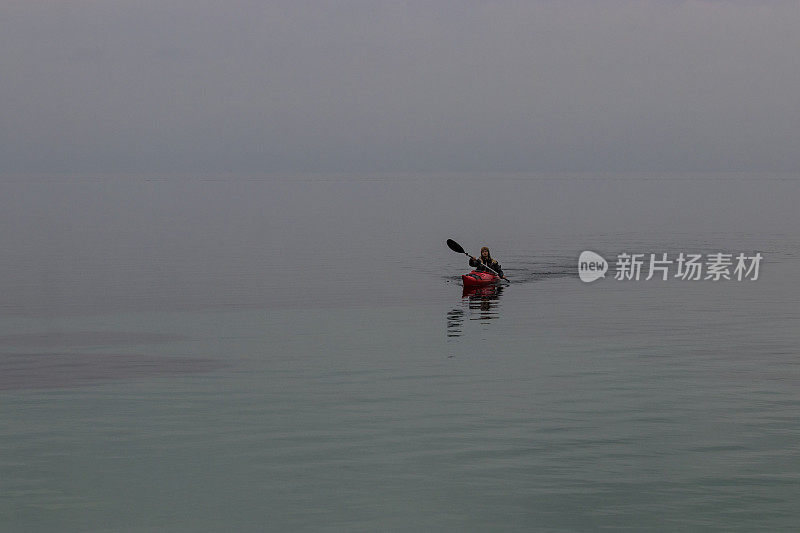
[1,1,798,175]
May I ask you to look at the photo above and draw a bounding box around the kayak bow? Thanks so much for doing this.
[461,270,500,288]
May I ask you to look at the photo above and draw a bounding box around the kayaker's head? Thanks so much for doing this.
[480,247,491,260]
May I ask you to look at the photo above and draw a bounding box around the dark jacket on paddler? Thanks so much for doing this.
[469,255,503,277]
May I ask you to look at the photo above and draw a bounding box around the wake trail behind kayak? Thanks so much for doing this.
[442,256,577,285]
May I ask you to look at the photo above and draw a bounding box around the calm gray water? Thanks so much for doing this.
[1,175,799,531]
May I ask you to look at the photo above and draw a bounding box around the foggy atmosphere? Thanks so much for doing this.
[1,2,799,531]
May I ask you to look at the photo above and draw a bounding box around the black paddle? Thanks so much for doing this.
[446,238,467,255]
[446,239,507,280]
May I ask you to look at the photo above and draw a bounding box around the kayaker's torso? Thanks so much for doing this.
[469,256,503,277]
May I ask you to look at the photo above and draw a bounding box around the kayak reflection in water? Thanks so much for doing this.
[447,285,504,338]
[468,247,506,279]
[463,284,504,319]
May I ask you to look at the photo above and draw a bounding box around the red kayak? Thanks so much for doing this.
[461,270,500,288]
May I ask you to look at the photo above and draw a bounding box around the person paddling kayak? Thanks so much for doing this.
[469,247,505,279]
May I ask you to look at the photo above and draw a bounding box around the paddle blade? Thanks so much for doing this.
[446,239,465,254]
